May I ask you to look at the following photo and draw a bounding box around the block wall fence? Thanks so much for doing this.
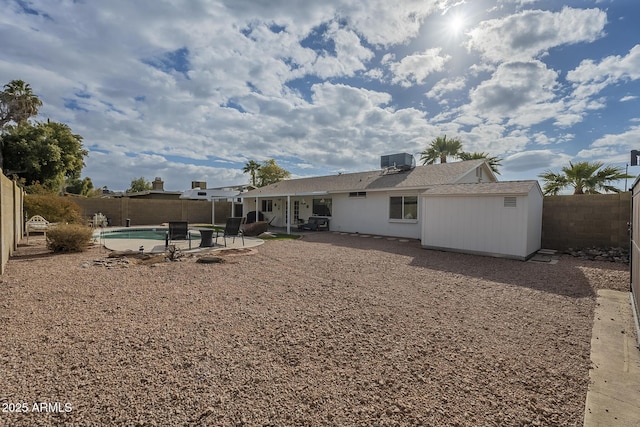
[69,198,232,227]
[541,192,631,250]
[0,173,24,274]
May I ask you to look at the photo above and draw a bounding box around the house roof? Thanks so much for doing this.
[421,180,541,196]
[243,159,490,197]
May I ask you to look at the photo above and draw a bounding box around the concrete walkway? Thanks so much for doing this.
[584,290,640,427]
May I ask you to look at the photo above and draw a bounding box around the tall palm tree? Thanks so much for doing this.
[538,161,632,195]
[419,135,463,165]
[0,80,43,127]
[243,160,261,187]
[458,151,503,175]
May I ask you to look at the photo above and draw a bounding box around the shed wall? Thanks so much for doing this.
[421,194,534,259]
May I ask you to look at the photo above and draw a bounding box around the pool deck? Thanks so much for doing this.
[93,226,263,253]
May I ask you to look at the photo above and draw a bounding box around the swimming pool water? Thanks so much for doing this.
[99,228,201,241]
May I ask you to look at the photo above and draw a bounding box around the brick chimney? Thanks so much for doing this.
[152,177,164,191]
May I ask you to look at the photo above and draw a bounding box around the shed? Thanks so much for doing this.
[420,181,543,260]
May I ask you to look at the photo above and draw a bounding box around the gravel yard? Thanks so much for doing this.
[0,232,629,426]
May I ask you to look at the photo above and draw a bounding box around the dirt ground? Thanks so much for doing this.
[0,233,629,426]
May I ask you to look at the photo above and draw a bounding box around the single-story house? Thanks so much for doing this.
[421,181,543,260]
[241,156,543,260]
[242,157,495,236]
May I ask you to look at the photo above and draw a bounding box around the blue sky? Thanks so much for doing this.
[1,0,639,191]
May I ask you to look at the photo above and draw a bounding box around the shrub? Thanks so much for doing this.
[24,194,84,224]
[46,224,93,252]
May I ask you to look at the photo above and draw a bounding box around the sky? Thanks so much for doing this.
[1,0,639,192]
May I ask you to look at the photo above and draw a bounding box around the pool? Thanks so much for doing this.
[97,227,200,241]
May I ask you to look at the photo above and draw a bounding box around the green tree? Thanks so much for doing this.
[458,151,503,175]
[256,159,290,187]
[0,80,42,127]
[1,121,87,191]
[0,80,43,171]
[243,159,261,186]
[127,176,152,193]
[538,161,633,195]
[419,135,463,165]
[65,176,94,196]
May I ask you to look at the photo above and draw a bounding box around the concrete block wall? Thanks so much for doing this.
[72,198,232,226]
[0,173,24,274]
[542,193,631,250]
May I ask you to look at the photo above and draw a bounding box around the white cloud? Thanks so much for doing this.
[467,7,606,63]
[567,44,640,100]
[465,61,561,126]
[502,150,572,172]
[388,48,451,87]
[426,77,466,99]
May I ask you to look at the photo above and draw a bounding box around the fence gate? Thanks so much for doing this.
[631,179,640,323]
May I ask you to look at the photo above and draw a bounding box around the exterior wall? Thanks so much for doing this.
[0,173,24,274]
[331,191,421,239]
[631,179,640,326]
[541,193,630,250]
[242,191,422,238]
[456,165,496,184]
[421,194,535,260]
[72,198,227,226]
[526,186,544,256]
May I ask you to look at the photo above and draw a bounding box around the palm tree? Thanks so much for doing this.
[419,135,463,165]
[458,151,503,175]
[0,80,43,127]
[243,160,261,187]
[538,161,633,195]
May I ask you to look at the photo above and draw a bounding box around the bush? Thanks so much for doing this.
[24,194,84,224]
[46,224,93,252]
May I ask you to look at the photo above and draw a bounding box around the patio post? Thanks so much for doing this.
[211,198,215,226]
[287,195,291,234]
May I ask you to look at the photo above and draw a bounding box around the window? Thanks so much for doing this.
[261,199,273,212]
[389,196,418,220]
[197,191,207,196]
[349,191,366,198]
[312,198,332,216]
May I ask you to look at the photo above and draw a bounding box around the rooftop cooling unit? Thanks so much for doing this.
[381,153,414,171]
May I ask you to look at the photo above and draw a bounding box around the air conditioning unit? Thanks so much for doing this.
[381,153,414,171]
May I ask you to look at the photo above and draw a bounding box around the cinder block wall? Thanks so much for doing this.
[73,198,232,226]
[542,192,631,250]
[0,173,24,274]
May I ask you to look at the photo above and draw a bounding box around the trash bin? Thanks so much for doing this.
[126,218,131,227]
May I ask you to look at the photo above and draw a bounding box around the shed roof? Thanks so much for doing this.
[243,159,489,197]
[421,180,541,196]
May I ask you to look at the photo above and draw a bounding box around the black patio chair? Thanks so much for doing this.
[168,221,191,248]
[221,217,245,247]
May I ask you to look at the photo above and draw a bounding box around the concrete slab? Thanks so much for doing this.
[584,290,640,427]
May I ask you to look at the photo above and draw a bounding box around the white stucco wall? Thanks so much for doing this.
[421,193,541,260]
[330,192,421,239]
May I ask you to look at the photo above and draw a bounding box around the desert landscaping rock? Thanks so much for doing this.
[0,233,629,426]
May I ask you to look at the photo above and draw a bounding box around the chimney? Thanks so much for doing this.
[152,177,164,191]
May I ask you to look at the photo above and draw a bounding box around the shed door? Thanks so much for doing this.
[631,181,640,319]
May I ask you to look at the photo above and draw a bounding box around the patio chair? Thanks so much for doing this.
[168,221,191,249]
[221,217,245,247]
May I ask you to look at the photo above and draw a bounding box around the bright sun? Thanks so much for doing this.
[448,14,466,35]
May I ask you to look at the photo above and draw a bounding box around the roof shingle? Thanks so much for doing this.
[243,160,487,197]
